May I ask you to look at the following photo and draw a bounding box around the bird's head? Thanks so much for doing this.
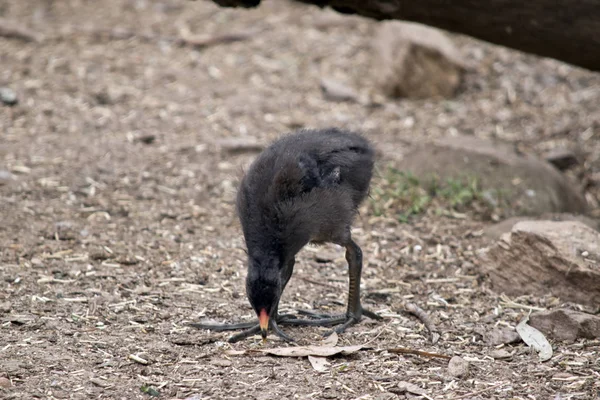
[245,256,282,340]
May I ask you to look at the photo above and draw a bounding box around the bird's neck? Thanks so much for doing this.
[248,251,283,273]
[246,241,286,270]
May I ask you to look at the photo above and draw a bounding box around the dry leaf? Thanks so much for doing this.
[322,332,338,347]
[516,314,553,361]
[261,344,364,357]
[308,355,330,372]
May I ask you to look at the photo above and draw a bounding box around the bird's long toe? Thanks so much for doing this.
[323,316,359,337]
[295,309,346,319]
[188,320,257,332]
[361,308,383,320]
[280,315,347,327]
[292,305,382,335]
[228,325,261,343]
[270,319,295,342]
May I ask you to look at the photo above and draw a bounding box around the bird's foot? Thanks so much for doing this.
[188,314,298,343]
[189,307,382,342]
[296,306,382,321]
[291,306,383,336]
[227,318,295,343]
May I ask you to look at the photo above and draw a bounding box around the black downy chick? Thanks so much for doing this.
[191,128,382,342]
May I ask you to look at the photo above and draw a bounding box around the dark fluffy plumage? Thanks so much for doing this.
[236,128,374,326]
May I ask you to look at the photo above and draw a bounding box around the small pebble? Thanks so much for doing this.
[0,377,11,388]
[0,302,11,313]
[0,170,16,185]
[447,356,469,378]
[0,87,18,106]
[490,349,513,360]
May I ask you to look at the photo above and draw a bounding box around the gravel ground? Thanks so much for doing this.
[1,0,599,398]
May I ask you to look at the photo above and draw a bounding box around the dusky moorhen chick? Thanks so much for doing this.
[190,128,381,342]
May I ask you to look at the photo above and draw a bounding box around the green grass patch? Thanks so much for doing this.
[369,166,495,222]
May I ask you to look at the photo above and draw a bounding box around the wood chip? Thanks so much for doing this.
[387,346,451,360]
[90,377,110,387]
[128,354,149,365]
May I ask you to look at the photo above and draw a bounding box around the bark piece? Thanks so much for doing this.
[481,220,600,307]
[529,309,600,343]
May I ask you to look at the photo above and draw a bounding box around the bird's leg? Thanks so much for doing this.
[191,246,382,341]
[289,239,382,334]
[324,238,382,335]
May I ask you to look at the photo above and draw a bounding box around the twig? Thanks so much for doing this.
[499,294,546,312]
[386,347,451,360]
[405,302,440,343]
[0,18,42,42]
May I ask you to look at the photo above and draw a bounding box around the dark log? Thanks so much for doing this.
[203,0,600,72]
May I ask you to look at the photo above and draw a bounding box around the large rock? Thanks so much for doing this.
[373,21,466,99]
[483,213,599,240]
[480,220,600,307]
[397,136,588,216]
[529,309,600,342]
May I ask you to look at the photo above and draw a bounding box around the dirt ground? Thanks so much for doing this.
[1,0,600,399]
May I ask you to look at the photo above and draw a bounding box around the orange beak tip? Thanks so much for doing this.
[259,309,269,339]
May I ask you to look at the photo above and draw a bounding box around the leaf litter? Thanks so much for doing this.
[516,313,553,362]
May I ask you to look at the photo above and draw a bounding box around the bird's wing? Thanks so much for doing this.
[270,153,340,202]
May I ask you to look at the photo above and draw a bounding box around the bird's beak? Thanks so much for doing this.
[259,309,269,340]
